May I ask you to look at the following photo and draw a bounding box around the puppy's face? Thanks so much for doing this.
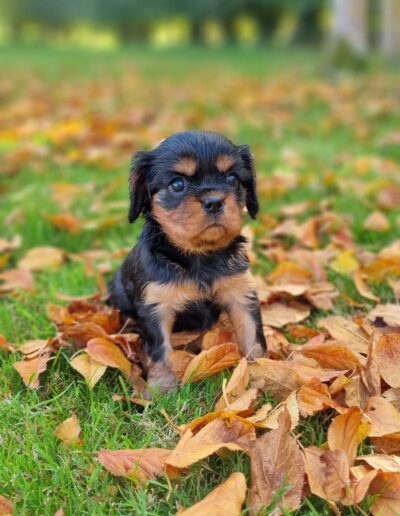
[128,131,259,254]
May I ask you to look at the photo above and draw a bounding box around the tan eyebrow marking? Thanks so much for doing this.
[216,154,236,173]
[173,157,197,176]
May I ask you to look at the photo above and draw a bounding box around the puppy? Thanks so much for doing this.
[108,131,266,393]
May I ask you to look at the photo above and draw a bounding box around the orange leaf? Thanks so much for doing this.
[248,358,303,401]
[202,327,236,350]
[70,352,107,388]
[376,333,400,388]
[182,343,241,383]
[353,269,380,302]
[368,304,400,328]
[0,268,34,293]
[248,409,304,513]
[86,338,131,377]
[168,350,195,380]
[18,246,65,271]
[177,472,246,516]
[261,301,310,328]
[357,454,400,472]
[365,396,400,437]
[0,495,13,515]
[369,471,400,516]
[319,316,369,354]
[54,414,81,445]
[297,379,344,417]
[98,448,170,483]
[327,407,370,465]
[166,417,255,469]
[298,341,361,370]
[62,322,109,347]
[13,353,51,388]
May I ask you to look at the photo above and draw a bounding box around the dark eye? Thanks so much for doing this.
[169,177,186,193]
[227,174,238,188]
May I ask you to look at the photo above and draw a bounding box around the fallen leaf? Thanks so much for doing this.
[17,339,49,357]
[177,472,246,516]
[54,414,81,445]
[98,448,170,483]
[166,417,255,469]
[18,246,65,271]
[297,379,344,417]
[0,268,34,293]
[0,235,21,253]
[383,387,400,411]
[202,328,236,350]
[371,433,400,454]
[375,333,400,388]
[47,213,81,233]
[13,353,51,388]
[70,352,107,388]
[261,301,310,328]
[168,350,195,379]
[182,343,241,383]
[368,304,400,328]
[0,334,13,353]
[364,211,390,232]
[369,471,400,516]
[365,396,400,437]
[0,495,13,515]
[248,409,304,514]
[357,454,400,472]
[86,338,132,377]
[327,407,370,465]
[353,269,380,302]
[298,341,361,370]
[248,358,303,401]
[330,250,359,275]
[62,322,109,347]
[319,315,369,354]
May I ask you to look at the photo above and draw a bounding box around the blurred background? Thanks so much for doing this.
[0,0,399,57]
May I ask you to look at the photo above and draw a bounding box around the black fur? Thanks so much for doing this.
[108,131,266,365]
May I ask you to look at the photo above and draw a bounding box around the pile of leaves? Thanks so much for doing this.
[2,243,400,513]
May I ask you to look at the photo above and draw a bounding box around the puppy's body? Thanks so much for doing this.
[108,131,266,392]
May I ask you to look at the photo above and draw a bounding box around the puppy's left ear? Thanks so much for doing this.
[238,144,259,219]
[128,150,153,223]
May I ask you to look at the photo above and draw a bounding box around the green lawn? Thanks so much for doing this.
[1,45,400,515]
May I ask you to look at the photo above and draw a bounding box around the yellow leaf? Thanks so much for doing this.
[182,343,241,383]
[70,352,107,388]
[330,250,359,275]
[54,414,81,445]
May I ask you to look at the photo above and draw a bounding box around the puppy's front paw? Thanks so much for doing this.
[145,361,178,398]
[246,343,265,361]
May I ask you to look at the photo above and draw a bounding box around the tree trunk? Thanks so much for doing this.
[330,0,368,54]
[381,0,400,56]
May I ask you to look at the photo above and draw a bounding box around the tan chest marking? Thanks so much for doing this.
[213,270,254,307]
[143,281,206,313]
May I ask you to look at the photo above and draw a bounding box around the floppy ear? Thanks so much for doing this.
[128,151,153,223]
[238,144,259,219]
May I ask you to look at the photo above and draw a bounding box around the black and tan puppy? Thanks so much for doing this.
[108,131,266,393]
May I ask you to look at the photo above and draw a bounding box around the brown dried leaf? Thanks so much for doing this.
[54,414,81,445]
[0,495,13,515]
[182,343,241,383]
[86,338,132,377]
[319,316,369,354]
[261,301,310,328]
[368,304,400,328]
[365,396,400,437]
[98,448,170,483]
[202,328,236,350]
[248,358,303,401]
[166,417,255,469]
[353,269,380,302]
[376,333,400,388]
[62,322,109,348]
[357,454,400,472]
[177,472,246,516]
[248,409,304,514]
[13,353,51,388]
[327,407,370,465]
[297,379,344,417]
[70,352,107,388]
[168,350,195,379]
[18,246,65,271]
[364,211,390,232]
[298,341,361,370]
[0,268,34,293]
[369,471,400,516]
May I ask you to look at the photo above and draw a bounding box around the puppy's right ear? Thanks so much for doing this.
[128,150,153,223]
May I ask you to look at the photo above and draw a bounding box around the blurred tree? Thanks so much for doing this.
[330,0,368,55]
[381,0,400,57]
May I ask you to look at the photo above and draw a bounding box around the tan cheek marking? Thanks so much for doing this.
[216,154,236,173]
[173,157,197,176]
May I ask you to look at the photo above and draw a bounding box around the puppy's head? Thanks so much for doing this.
[128,131,259,253]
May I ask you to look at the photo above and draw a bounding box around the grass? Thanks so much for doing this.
[0,44,400,514]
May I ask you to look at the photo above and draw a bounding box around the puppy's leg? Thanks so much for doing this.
[227,295,266,360]
[139,304,177,394]
[215,272,266,360]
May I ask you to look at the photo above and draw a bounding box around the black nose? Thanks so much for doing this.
[203,195,224,214]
